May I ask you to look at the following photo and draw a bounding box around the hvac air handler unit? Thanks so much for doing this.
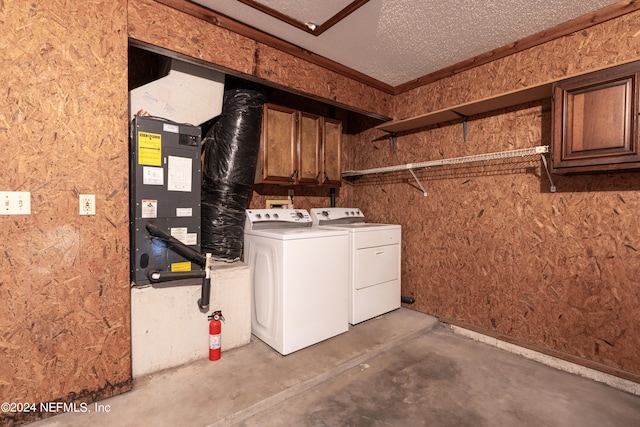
[129,116,213,307]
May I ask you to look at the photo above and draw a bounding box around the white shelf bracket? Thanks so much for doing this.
[409,169,428,196]
[540,154,556,192]
[389,132,397,153]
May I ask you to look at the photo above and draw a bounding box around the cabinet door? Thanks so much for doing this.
[297,112,321,185]
[321,118,342,186]
[552,61,640,174]
[256,104,297,184]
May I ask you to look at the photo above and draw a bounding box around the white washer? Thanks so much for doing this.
[244,209,349,355]
[310,208,401,325]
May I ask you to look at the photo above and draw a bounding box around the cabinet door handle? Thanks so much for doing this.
[375,251,385,255]
[289,170,298,180]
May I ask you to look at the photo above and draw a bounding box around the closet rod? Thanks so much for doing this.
[342,145,550,177]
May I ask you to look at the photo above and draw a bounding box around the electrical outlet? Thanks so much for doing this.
[1,191,31,215]
[79,194,96,215]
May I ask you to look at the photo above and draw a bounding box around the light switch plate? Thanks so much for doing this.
[79,194,96,215]
[1,191,31,215]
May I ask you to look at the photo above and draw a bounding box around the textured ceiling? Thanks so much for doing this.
[193,0,622,86]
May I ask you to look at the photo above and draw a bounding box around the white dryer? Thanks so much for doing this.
[310,208,401,325]
[244,209,349,355]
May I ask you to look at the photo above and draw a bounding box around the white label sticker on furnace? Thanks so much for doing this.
[141,199,158,218]
[163,123,179,134]
[176,207,193,217]
[184,233,197,246]
[167,156,192,192]
[170,227,188,244]
[143,166,164,186]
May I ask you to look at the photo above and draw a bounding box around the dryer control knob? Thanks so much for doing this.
[296,211,304,218]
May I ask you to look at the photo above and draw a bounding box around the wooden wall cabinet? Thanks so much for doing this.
[551,61,640,174]
[321,118,342,186]
[255,103,342,186]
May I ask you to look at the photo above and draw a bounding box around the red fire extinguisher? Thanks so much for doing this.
[208,310,224,361]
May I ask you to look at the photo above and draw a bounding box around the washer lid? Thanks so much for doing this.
[245,226,349,240]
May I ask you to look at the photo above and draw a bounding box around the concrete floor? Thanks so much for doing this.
[29,308,640,427]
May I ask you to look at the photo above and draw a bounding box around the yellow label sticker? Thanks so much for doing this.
[171,261,192,272]
[138,131,162,166]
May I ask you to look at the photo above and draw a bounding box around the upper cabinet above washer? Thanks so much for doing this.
[551,60,640,174]
[255,103,342,186]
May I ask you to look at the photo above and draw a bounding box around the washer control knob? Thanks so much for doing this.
[265,213,270,219]
[255,213,262,219]
[273,213,279,219]
[296,211,304,218]
[322,210,329,217]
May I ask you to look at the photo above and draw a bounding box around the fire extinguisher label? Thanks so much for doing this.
[210,334,221,350]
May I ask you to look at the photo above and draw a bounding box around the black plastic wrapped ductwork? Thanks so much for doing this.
[201,180,254,260]
[201,85,267,260]
[203,87,267,187]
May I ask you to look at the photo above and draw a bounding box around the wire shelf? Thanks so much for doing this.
[342,145,549,177]
[342,145,555,194]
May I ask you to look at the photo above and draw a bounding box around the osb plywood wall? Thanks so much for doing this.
[0,0,130,424]
[3,3,639,426]
[349,11,640,379]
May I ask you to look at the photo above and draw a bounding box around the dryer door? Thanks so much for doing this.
[355,243,400,289]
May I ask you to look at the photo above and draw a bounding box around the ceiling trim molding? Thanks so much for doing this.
[154,0,395,93]
[235,0,370,36]
[152,0,640,96]
[314,0,370,36]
